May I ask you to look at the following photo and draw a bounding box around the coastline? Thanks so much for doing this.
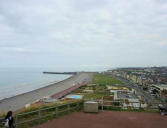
[0,70,72,100]
[0,79,64,101]
[0,72,93,112]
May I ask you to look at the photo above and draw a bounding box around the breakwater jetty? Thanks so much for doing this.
[43,72,77,75]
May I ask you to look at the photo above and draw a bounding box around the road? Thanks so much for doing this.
[0,72,93,112]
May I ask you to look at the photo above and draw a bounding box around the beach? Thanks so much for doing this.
[0,72,93,112]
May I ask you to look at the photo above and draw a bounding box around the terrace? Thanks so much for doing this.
[34,111,167,128]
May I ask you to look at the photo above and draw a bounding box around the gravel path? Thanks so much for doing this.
[34,111,167,128]
[0,72,93,112]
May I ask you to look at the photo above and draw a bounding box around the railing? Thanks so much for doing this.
[0,100,160,128]
[84,99,160,110]
[0,101,83,128]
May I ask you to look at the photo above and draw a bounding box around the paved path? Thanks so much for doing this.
[34,111,167,128]
[0,72,93,112]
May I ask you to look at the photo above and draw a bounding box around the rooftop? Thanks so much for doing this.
[152,84,167,90]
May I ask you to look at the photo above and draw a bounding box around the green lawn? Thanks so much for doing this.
[83,93,110,100]
[93,74,123,85]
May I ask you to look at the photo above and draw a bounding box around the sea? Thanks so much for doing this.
[0,68,72,100]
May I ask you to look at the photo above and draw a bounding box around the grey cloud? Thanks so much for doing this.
[0,0,167,69]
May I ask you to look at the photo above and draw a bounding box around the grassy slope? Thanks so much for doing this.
[93,74,123,85]
[83,93,110,100]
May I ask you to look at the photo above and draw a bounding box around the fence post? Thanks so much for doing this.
[55,107,58,118]
[15,115,18,128]
[77,102,80,110]
[38,109,41,118]
[102,99,104,110]
[67,104,70,113]
[38,109,41,124]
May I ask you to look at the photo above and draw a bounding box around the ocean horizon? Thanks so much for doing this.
[0,68,72,100]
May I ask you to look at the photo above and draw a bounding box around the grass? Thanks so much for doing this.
[83,93,110,100]
[94,85,107,91]
[93,74,123,85]
[18,99,81,114]
[0,110,5,118]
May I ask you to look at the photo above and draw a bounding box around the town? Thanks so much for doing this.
[106,67,167,106]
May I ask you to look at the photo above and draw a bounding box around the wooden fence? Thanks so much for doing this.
[0,101,83,128]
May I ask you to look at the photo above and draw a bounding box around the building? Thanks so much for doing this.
[107,86,129,92]
[150,84,167,97]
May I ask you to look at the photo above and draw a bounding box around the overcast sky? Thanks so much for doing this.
[0,0,167,71]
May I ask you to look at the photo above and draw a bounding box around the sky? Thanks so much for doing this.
[0,0,167,71]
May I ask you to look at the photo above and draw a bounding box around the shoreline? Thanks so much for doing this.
[0,72,93,112]
[0,73,72,101]
[0,76,71,102]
